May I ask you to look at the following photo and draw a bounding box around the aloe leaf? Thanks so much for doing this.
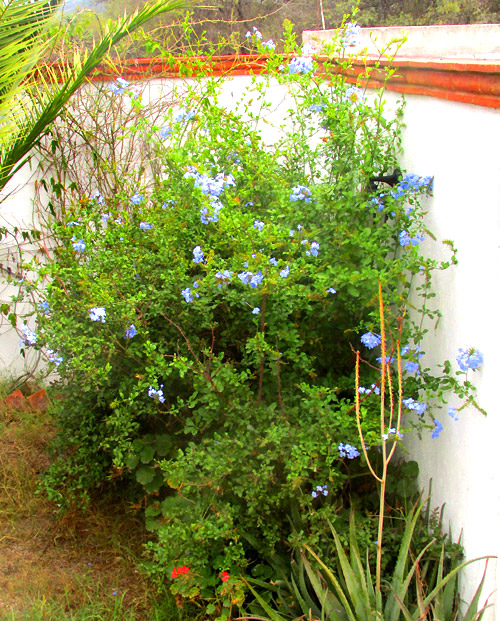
[385,501,425,621]
[304,544,357,621]
[243,580,289,621]
[421,556,494,610]
[301,552,345,620]
[459,559,492,621]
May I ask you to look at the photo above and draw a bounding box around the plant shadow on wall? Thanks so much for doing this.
[7,18,491,620]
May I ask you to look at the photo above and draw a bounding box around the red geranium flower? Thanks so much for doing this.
[221,571,230,582]
[171,565,189,579]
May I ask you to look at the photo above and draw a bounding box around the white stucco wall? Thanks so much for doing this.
[0,34,499,617]
[389,91,500,618]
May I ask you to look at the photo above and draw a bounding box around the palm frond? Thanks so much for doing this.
[0,0,189,192]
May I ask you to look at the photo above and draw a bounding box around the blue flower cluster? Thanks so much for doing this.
[108,77,138,97]
[72,238,86,252]
[245,26,262,40]
[139,222,153,230]
[238,270,264,288]
[456,347,483,372]
[358,383,380,395]
[402,397,427,415]
[290,185,312,202]
[400,230,425,247]
[288,55,314,74]
[312,484,328,498]
[360,332,381,349]
[131,193,144,205]
[338,443,360,459]
[448,405,459,421]
[20,324,37,347]
[342,22,361,47]
[174,109,195,124]
[148,385,165,403]
[125,324,137,339]
[39,301,50,315]
[431,418,443,438]
[301,240,320,256]
[391,175,432,201]
[91,191,105,205]
[89,307,106,323]
[192,245,205,264]
[382,427,403,441]
[184,167,235,224]
[46,349,63,366]
[253,220,265,231]
[343,86,364,104]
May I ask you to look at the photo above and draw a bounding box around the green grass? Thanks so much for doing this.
[0,377,204,621]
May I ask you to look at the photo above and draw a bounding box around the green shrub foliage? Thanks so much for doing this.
[16,22,478,604]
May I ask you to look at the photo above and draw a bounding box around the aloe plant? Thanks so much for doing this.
[241,286,494,621]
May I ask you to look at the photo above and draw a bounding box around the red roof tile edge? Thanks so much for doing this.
[67,54,500,110]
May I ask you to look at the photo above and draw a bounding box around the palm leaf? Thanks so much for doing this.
[0,0,189,192]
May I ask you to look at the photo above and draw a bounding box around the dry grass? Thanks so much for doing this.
[0,391,176,620]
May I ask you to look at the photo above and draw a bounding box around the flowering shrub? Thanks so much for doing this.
[13,20,483,613]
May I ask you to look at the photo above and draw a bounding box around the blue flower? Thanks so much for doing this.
[307,241,320,257]
[456,347,483,371]
[109,77,129,95]
[263,38,275,50]
[343,86,364,104]
[192,245,205,264]
[253,220,265,231]
[338,443,360,459]
[91,191,104,205]
[342,22,360,47]
[139,222,153,230]
[252,307,260,315]
[400,230,425,247]
[402,397,427,415]
[382,427,403,441]
[327,287,336,294]
[125,324,137,339]
[289,229,295,237]
[238,271,253,285]
[20,324,37,346]
[448,405,459,421]
[358,384,380,395]
[46,349,63,366]
[245,26,262,40]
[290,185,312,202]
[72,238,86,252]
[269,257,278,266]
[39,301,50,315]
[288,56,314,74]
[431,418,443,438]
[405,361,420,374]
[89,307,106,323]
[360,332,381,349]
[280,265,290,279]
[131,193,144,205]
[309,103,325,113]
[215,269,232,282]
[250,271,264,288]
[174,109,195,123]
[181,288,194,303]
[148,385,165,403]
[159,126,173,138]
[66,221,79,227]
[311,484,328,498]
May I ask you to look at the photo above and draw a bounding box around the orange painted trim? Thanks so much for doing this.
[77,54,500,110]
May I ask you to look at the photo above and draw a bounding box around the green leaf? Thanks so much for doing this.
[135,465,155,485]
